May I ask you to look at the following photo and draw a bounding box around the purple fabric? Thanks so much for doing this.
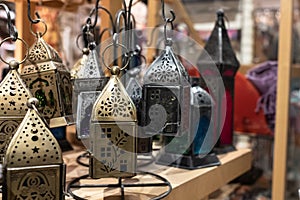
[246,61,278,132]
[246,61,278,94]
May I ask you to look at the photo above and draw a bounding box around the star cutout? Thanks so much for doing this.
[32,123,36,127]
[32,146,39,153]
[9,100,16,106]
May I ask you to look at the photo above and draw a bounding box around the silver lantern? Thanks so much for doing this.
[3,98,65,199]
[73,39,107,146]
[126,67,152,154]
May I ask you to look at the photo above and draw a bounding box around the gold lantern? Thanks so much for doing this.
[3,98,65,199]
[0,59,34,164]
[21,20,73,128]
[90,62,137,178]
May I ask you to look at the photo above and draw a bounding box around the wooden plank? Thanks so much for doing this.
[170,0,204,46]
[14,0,35,63]
[271,0,293,199]
[99,0,122,43]
[61,149,251,199]
[146,0,160,64]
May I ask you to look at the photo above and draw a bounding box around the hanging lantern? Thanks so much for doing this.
[21,20,73,128]
[3,98,65,199]
[156,77,220,169]
[142,41,190,137]
[0,60,33,164]
[73,39,107,146]
[90,61,137,178]
[70,47,89,80]
[197,10,240,151]
[126,67,152,154]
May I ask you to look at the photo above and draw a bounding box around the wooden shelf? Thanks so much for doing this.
[57,149,251,200]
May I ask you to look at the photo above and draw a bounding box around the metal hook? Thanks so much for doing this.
[161,0,176,23]
[0,3,18,41]
[27,0,41,24]
[90,0,101,28]
[161,0,176,45]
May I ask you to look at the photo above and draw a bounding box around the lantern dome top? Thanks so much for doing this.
[0,69,33,116]
[76,49,104,79]
[144,46,189,85]
[191,86,213,107]
[5,107,63,167]
[22,36,67,74]
[197,10,240,73]
[92,73,136,122]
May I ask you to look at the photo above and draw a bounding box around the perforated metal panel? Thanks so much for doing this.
[90,73,137,178]
[21,34,73,127]
[0,69,33,163]
[4,103,65,199]
[5,109,63,167]
[143,45,190,137]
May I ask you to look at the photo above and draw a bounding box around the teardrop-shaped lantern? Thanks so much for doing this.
[3,98,65,199]
[21,21,73,128]
[142,44,190,137]
[0,61,33,164]
[197,10,240,150]
[90,66,137,178]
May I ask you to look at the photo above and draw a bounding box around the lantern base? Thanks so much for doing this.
[67,171,172,200]
[155,152,221,169]
[49,115,75,128]
[213,145,236,155]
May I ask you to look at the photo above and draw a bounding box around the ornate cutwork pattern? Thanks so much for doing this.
[23,74,59,119]
[16,172,55,199]
[28,42,48,62]
[77,91,101,138]
[147,53,180,83]
[0,120,19,161]
[97,85,134,118]
[90,124,136,178]
[5,109,62,167]
[0,70,31,116]
[126,78,142,106]
[77,50,104,79]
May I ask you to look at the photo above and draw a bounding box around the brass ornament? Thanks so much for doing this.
[3,98,65,199]
[0,60,33,164]
[21,20,73,128]
[90,63,137,178]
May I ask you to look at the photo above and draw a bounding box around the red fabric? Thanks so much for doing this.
[234,72,272,135]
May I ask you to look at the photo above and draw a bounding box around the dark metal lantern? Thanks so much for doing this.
[156,80,220,169]
[0,61,33,164]
[21,23,73,128]
[90,66,137,179]
[3,98,65,199]
[142,44,190,137]
[197,10,240,149]
[126,68,152,154]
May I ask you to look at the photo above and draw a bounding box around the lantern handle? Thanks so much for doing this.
[29,19,47,37]
[161,0,176,45]
[101,33,130,71]
[27,0,41,24]
[0,37,29,65]
[0,3,18,41]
